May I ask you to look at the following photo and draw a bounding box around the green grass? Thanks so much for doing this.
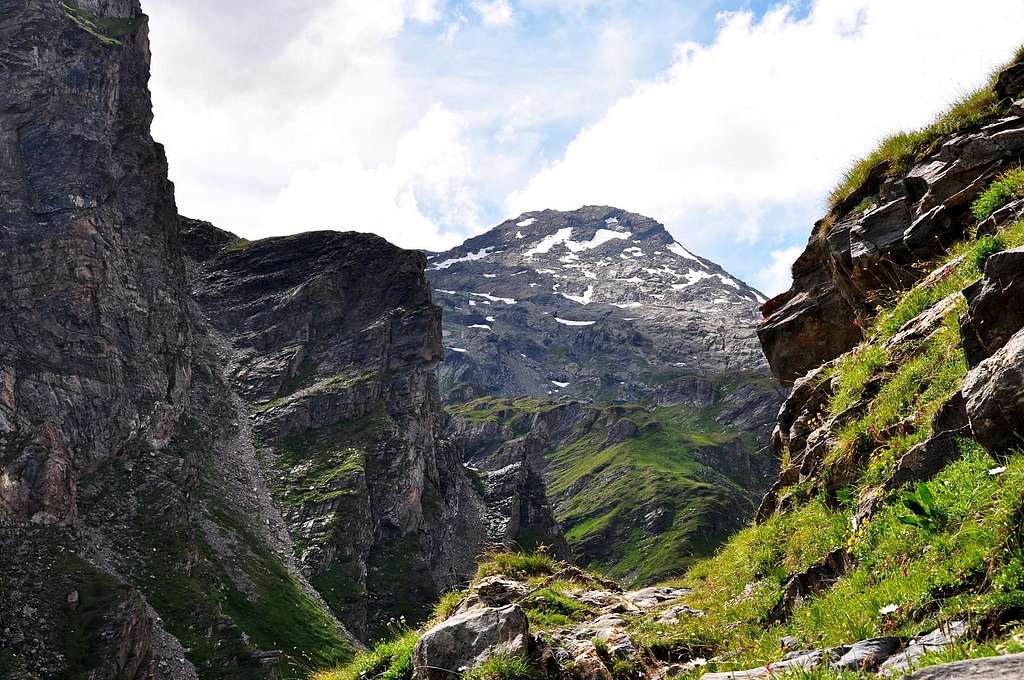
[634,446,1024,675]
[431,590,467,623]
[60,1,140,46]
[521,586,591,629]
[462,654,538,680]
[475,550,558,581]
[544,404,760,584]
[829,49,1019,209]
[314,629,419,680]
[972,167,1024,220]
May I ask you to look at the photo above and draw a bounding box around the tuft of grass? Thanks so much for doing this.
[314,629,419,680]
[521,586,591,629]
[971,167,1024,221]
[462,654,537,680]
[475,550,558,581]
[431,590,467,623]
[830,345,887,415]
[60,1,140,46]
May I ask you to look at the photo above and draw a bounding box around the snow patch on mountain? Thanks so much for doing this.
[432,247,497,270]
[471,292,517,304]
[525,228,574,257]
[555,318,597,327]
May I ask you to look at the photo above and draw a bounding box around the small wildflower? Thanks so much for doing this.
[989,466,1007,476]
[879,604,899,615]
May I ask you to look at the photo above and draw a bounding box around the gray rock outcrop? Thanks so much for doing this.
[412,605,530,680]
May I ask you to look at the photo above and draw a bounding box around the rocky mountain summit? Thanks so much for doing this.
[430,209,783,585]
[427,207,768,403]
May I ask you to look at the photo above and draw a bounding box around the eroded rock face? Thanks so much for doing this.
[961,247,1024,367]
[185,229,487,640]
[963,328,1024,460]
[759,55,1024,385]
[0,0,192,528]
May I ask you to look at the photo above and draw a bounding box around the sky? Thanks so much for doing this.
[146,0,1024,295]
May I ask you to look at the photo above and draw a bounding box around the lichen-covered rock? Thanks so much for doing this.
[412,605,530,680]
[461,576,530,611]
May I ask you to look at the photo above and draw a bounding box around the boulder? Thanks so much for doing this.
[879,620,968,675]
[767,548,850,623]
[906,652,1024,679]
[831,637,901,672]
[964,328,1024,461]
[961,247,1024,368]
[412,605,529,680]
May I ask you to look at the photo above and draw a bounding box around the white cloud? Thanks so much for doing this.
[262,104,474,251]
[148,0,463,250]
[508,0,1024,264]
[472,0,515,26]
[756,246,804,297]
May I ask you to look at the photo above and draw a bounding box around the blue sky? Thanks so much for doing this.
[146,0,1024,294]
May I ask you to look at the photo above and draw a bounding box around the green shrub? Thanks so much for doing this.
[972,168,1024,220]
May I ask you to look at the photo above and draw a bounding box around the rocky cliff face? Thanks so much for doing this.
[758,53,1024,516]
[760,62,1024,386]
[182,220,486,641]
[0,3,482,677]
[427,207,769,403]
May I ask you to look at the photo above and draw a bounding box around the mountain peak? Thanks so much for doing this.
[426,206,769,402]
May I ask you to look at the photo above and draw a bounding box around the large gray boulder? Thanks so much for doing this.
[412,605,529,680]
[906,652,1024,679]
[964,328,1024,460]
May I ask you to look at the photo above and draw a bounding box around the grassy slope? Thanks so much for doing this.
[453,394,765,586]
[76,417,359,680]
[628,208,1024,677]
